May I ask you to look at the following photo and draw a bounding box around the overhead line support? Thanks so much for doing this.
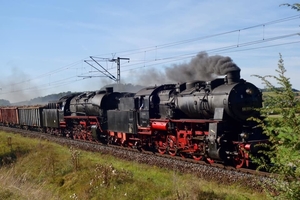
[109,57,130,83]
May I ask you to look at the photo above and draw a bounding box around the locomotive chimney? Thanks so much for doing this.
[226,70,240,84]
[106,87,113,93]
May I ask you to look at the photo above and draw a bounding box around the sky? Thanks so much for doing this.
[0,0,300,103]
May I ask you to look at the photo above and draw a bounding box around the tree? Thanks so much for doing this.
[253,54,300,199]
[281,3,300,11]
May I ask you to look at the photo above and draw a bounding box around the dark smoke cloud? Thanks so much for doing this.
[130,52,240,86]
[165,51,240,82]
[132,68,166,86]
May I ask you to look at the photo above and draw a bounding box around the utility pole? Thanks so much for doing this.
[110,57,130,83]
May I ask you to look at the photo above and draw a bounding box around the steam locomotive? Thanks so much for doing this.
[0,69,266,168]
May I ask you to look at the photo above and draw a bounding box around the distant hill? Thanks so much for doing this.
[11,91,73,106]
[0,99,10,106]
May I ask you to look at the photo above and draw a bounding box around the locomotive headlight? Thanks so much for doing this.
[246,88,253,95]
[240,132,249,140]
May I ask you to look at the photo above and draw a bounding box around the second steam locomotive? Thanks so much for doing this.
[0,68,266,168]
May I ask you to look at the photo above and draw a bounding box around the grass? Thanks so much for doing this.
[0,131,267,200]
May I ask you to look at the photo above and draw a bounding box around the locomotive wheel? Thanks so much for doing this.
[168,148,177,156]
[192,142,205,161]
[233,148,245,169]
[205,157,214,164]
[158,147,166,154]
[167,135,177,156]
[157,141,167,154]
[192,154,203,161]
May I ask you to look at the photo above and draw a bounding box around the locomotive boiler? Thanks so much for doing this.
[68,87,124,117]
[175,70,262,121]
[153,70,262,121]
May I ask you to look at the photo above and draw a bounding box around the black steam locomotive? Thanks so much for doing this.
[0,67,266,168]
[35,69,264,168]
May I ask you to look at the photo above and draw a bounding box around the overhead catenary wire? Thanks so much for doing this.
[0,59,87,89]
[2,38,298,96]
[115,32,300,71]
[1,14,299,96]
[95,14,300,58]
[1,34,298,95]
[119,40,300,73]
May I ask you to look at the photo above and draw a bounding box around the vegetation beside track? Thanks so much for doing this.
[0,131,266,200]
[252,53,300,199]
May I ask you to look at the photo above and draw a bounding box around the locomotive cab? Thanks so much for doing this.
[107,94,137,134]
[134,84,176,127]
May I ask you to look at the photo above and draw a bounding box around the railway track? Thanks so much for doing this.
[0,126,274,191]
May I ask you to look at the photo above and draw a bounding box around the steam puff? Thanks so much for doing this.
[165,51,240,83]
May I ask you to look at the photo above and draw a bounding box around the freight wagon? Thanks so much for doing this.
[18,106,44,130]
[0,107,19,126]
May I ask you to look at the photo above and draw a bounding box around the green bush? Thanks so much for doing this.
[252,54,300,199]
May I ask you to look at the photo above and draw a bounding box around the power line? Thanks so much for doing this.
[120,40,300,73]
[1,14,299,96]
[93,14,300,58]
[115,32,300,72]
[0,59,86,88]
[1,33,298,95]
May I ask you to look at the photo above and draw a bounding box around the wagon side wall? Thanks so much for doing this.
[18,107,43,127]
[1,107,19,125]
